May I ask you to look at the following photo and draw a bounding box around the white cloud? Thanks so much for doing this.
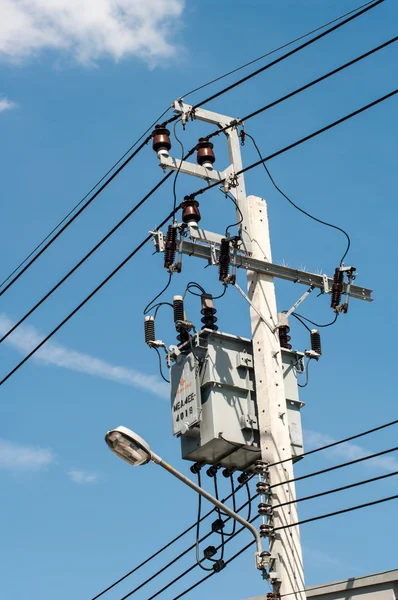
[0,438,54,472]
[0,313,169,399]
[304,430,398,472]
[0,96,16,112]
[67,469,98,484]
[0,0,184,65]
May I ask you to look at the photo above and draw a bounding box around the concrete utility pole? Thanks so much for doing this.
[152,100,372,598]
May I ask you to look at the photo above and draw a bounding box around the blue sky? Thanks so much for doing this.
[0,1,397,599]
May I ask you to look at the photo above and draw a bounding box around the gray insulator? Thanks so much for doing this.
[144,316,155,345]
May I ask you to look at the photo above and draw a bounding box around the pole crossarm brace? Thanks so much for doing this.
[177,236,372,302]
[159,154,232,184]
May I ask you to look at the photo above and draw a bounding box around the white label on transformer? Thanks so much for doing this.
[171,353,201,436]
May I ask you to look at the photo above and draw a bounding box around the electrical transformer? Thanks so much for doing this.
[170,328,305,471]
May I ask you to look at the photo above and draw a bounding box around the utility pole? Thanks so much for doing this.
[148,101,372,598]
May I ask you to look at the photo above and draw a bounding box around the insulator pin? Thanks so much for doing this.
[260,523,275,538]
[237,472,250,485]
[144,316,155,346]
[181,196,201,225]
[258,502,273,516]
[331,267,343,309]
[256,481,271,495]
[196,137,215,169]
[190,462,202,475]
[278,325,292,350]
[164,225,177,269]
[310,329,322,356]
[218,238,231,282]
[152,124,171,158]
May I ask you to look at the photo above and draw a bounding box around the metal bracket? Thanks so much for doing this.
[274,286,315,331]
[159,154,228,184]
[233,282,275,333]
[150,230,164,253]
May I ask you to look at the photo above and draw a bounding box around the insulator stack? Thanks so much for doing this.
[181,196,201,226]
[222,468,234,478]
[206,465,219,478]
[237,472,250,485]
[144,316,155,346]
[278,325,292,350]
[164,225,177,269]
[331,267,344,309]
[173,295,185,324]
[201,294,218,331]
[259,523,274,538]
[152,124,171,158]
[196,137,215,169]
[256,481,270,495]
[254,460,269,475]
[258,502,273,516]
[310,329,322,356]
[219,238,231,282]
[190,462,202,475]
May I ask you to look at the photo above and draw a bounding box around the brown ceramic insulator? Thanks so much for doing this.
[196,137,215,166]
[152,125,171,153]
[164,225,177,269]
[181,197,201,224]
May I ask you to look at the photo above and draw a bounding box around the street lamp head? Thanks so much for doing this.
[105,426,152,467]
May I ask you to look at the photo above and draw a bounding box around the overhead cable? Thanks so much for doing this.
[2,37,395,346]
[179,0,381,99]
[0,107,172,297]
[166,0,384,117]
[191,89,398,199]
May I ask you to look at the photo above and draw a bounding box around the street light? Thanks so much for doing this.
[105,426,269,573]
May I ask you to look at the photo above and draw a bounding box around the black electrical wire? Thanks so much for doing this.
[144,273,173,315]
[246,133,352,264]
[298,358,312,388]
[192,89,398,200]
[275,469,398,510]
[179,0,379,99]
[4,38,394,345]
[184,282,228,301]
[0,107,171,297]
[195,471,215,572]
[294,312,339,328]
[223,189,244,236]
[273,445,398,489]
[173,0,384,114]
[245,482,252,522]
[5,91,397,382]
[172,119,185,214]
[0,206,181,386]
[227,476,238,536]
[153,347,170,384]
[0,171,175,345]
[269,417,398,468]
[275,493,398,531]
[212,474,226,556]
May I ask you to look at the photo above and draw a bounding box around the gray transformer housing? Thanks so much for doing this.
[170,329,305,471]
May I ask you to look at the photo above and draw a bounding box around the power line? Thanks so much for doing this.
[270,417,398,467]
[0,107,172,293]
[192,89,398,199]
[179,0,380,99]
[273,445,398,489]
[2,37,393,346]
[275,493,398,531]
[182,0,385,112]
[89,477,253,600]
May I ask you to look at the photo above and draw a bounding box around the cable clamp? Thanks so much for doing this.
[149,230,165,253]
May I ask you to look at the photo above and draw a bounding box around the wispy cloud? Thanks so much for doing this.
[0,0,184,66]
[304,430,398,472]
[0,96,16,112]
[0,314,169,399]
[67,469,99,484]
[0,438,54,472]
